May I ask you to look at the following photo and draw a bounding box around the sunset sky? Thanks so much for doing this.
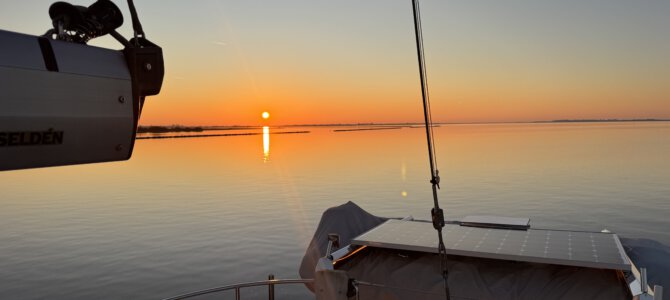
[2,0,669,126]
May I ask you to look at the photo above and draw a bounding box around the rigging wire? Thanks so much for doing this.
[414,0,439,169]
[411,0,451,299]
[126,0,145,39]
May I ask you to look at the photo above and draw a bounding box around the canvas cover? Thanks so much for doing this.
[300,202,670,299]
[339,248,630,299]
[299,201,387,285]
[620,237,670,290]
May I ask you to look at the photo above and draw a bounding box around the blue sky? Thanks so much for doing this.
[2,0,668,125]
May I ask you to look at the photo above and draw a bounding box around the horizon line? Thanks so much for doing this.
[139,118,670,129]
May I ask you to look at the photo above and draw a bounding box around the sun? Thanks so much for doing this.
[262,111,270,120]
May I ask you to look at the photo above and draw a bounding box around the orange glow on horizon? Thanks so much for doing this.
[2,1,668,127]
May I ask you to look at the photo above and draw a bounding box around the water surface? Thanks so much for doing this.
[1,122,669,299]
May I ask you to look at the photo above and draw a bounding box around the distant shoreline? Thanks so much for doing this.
[136,131,310,140]
[333,126,404,132]
[137,125,204,134]
[137,119,668,134]
[534,118,669,124]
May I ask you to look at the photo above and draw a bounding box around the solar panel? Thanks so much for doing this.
[351,219,630,271]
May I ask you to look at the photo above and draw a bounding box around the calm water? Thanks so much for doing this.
[1,122,669,299]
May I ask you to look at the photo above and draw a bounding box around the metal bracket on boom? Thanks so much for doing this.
[0,0,165,171]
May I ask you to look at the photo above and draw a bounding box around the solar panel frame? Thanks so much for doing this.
[351,219,631,271]
[460,215,530,230]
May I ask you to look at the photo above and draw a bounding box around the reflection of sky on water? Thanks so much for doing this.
[0,122,669,299]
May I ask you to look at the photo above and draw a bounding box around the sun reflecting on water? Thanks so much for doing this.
[263,126,270,162]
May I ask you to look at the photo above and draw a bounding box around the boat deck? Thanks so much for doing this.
[351,219,630,271]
